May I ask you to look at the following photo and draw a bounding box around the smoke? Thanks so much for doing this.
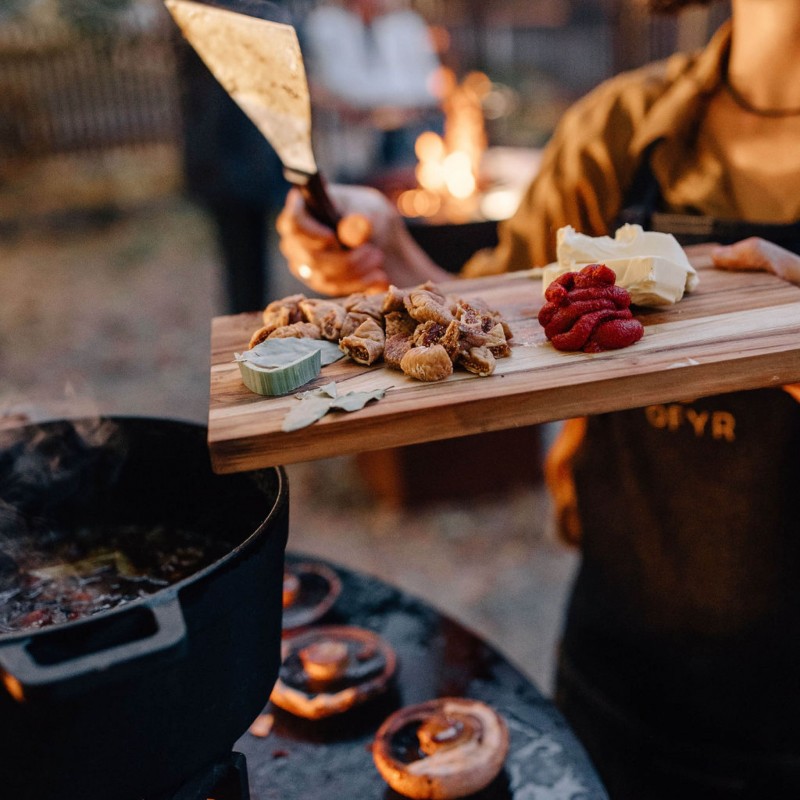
[0,416,130,609]
[0,416,126,536]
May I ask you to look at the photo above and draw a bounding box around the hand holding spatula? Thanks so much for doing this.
[165,0,364,245]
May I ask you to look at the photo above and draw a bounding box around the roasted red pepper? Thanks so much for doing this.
[538,264,644,353]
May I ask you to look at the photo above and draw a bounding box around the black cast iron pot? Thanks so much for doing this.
[0,417,289,800]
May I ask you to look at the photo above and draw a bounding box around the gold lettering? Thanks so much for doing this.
[646,404,690,432]
[645,405,736,441]
[711,412,736,442]
[685,408,710,437]
[645,406,667,428]
[667,405,683,431]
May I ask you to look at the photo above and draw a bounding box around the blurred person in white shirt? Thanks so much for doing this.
[302,0,443,182]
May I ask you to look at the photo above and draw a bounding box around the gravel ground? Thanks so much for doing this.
[0,152,578,693]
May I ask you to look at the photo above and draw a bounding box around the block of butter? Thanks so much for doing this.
[543,224,699,306]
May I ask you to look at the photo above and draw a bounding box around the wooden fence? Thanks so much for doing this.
[0,1,731,161]
[0,15,181,159]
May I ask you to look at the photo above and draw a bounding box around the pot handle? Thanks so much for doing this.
[0,594,187,700]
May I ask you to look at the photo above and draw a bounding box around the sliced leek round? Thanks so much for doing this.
[237,348,321,396]
[235,338,345,396]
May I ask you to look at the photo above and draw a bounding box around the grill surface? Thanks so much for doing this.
[229,554,608,800]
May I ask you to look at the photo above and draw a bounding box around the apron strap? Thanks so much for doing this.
[616,142,800,254]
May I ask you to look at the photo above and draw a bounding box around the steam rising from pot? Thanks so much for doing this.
[0,418,125,525]
[0,419,228,634]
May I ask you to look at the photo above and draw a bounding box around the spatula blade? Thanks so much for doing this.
[165,0,317,179]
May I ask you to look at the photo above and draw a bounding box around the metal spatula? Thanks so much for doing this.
[165,0,342,233]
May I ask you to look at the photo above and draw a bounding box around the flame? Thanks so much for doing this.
[3,672,25,703]
[399,68,490,221]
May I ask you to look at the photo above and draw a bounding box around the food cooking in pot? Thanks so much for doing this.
[0,524,231,633]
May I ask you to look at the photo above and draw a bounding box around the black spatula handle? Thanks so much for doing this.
[297,172,343,235]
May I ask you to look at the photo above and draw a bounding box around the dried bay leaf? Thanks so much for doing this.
[297,382,338,400]
[281,395,334,432]
[235,338,343,369]
[330,388,387,412]
[281,383,389,431]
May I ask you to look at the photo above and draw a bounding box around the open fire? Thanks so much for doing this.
[396,68,534,225]
[397,68,489,223]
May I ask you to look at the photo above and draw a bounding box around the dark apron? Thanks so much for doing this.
[617,142,800,252]
[557,153,800,799]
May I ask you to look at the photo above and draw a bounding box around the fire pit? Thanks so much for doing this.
[233,555,610,799]
[0,417,288,800]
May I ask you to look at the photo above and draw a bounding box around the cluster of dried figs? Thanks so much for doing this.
[538,263,644,353]
[249,281,513,382]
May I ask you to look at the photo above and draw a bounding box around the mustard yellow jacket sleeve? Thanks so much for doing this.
[461,61,684,276]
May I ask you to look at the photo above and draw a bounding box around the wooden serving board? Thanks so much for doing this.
[208,245,800,474]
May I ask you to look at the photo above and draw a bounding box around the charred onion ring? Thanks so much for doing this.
[281,560,342,631]
[270,625,396,719]
[372,697,509,799]
[282,571,301,608]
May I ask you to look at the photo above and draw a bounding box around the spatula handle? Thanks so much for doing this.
[298,172,343,235]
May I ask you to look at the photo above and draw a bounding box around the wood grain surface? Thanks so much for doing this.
[208,246,800,474]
